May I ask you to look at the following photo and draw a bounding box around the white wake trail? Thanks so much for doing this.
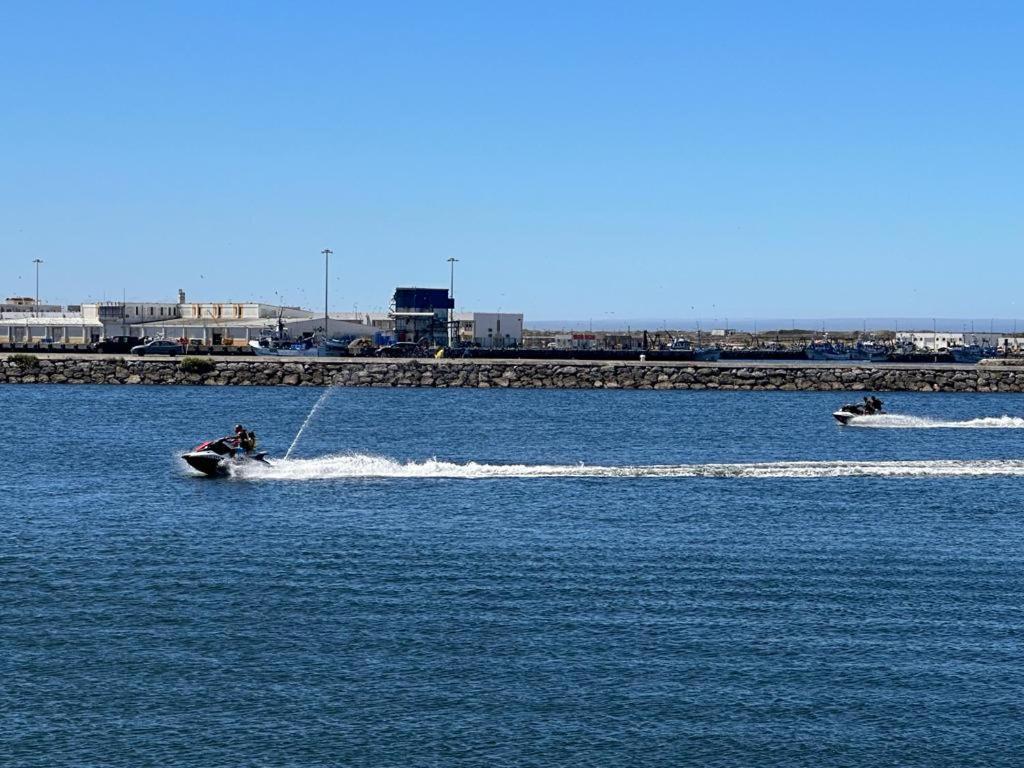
[846,414,1024,429]
[231,454,1024,481]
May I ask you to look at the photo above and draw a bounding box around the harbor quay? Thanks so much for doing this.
[3,354,1024,392]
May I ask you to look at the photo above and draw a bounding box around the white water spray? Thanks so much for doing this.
[846,414,1024,429]
[284,388,335,460]
[232,454,1024,481]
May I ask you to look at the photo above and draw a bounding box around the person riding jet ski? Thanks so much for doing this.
[833,395,884,424]
[233,424,257,455]
[181,426,269,476]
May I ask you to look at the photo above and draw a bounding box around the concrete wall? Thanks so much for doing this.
[3,356,1024,392]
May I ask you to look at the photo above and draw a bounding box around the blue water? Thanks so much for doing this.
[2,385,1024,767]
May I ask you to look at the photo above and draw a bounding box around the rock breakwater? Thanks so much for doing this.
[3,356,1024,392]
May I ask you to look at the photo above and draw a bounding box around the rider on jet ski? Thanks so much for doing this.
[232,424,257,455]
[182,426,268,476]
[205,425,257,458]
[835,395,884,422]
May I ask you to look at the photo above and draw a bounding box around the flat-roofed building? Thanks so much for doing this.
[325,312,395,334]
[0,316,102,344]
[80,289,318,338]
[466,312,524,348]
[127,315,379,347]
[391,287,453,346]
[1,297,63,315]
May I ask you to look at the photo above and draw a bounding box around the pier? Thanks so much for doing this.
[3,354,1024,392]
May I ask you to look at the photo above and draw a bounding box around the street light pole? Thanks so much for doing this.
[321,248,333,357]
[447,257,458,347]
[33,259,43,314]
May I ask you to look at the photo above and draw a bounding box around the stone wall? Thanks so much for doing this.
[3,355,1024,392]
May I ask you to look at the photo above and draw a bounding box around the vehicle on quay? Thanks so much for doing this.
[92,335,144,354]
[181,435,270,477]
[131,339,185,356]
[833,396,885,425]
[376,341,424,358]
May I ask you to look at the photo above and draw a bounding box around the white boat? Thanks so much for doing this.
[249,339,322,357]
[249,327,322,357]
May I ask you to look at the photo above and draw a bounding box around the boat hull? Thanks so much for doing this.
[950,350,984,364]
[249,341,322,357]
[832,411,856,425]
[182,450,270,477]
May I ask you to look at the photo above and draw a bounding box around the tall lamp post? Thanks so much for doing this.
[33,259,43,315]
[447,257,458,347]
[321,248,333,357]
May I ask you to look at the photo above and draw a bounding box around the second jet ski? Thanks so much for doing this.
[833,395,884,425]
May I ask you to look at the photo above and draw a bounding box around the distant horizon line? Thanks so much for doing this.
[529,317,1024,333]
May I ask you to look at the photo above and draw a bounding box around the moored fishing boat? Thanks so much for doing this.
[249,329,322,357]
[805,340,852,361]
[950,344,997,364]
[850,340,891,362]
[668,337,721,361]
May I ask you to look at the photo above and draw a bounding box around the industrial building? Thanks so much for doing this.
[461,312,524,348]
[0,290,376,346]
[1,297,64,315]
[896,331,1024,352]
[1,286,521,350]
[0,315,102,344]
[391,287,454,347]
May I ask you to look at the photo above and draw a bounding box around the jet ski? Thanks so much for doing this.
[182,436,270,477]
[833,396,884,425]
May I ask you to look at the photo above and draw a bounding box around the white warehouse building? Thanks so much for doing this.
[0,289,377,346]
[896,331,1024,352]
[453,312,524,348]
[129,314,378,346]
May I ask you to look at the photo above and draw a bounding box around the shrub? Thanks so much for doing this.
[9,353,40,369]
[180,356,216,375]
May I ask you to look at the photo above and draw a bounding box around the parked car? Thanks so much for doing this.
[131,339,185,356]
[376,342,423,358]
[91,335,144,354]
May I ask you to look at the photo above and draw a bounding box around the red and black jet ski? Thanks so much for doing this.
[182,436,270,477]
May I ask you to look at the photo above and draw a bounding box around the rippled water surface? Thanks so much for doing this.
[2,385,1024,767]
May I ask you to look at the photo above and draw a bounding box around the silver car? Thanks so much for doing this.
[131,339,185,356]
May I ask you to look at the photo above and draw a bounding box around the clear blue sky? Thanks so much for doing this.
[2,1,1021,321]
